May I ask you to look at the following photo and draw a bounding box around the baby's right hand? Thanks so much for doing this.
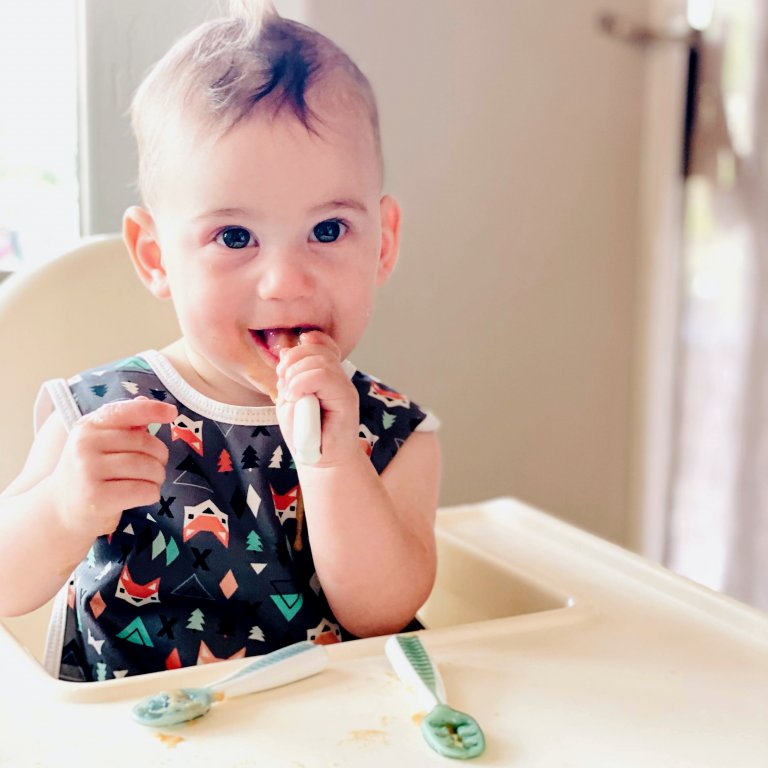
[51,397,177,539]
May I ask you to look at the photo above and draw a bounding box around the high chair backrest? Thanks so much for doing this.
[0,235,180,490]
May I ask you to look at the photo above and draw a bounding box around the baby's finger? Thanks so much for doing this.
[97,452,167,486]
[97,427,171,466]
[102,479,164,511]
[87,397,178,429]
[277,335,340,375]
[279,352,338,388]
[281,365,352,404]
[298,330,339,355]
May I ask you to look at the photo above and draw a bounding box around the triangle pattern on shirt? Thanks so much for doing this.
[171,573,216,601]
[116,617,154,647]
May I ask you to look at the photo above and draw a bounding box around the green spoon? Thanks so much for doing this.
[132,641,327,727]
[385,634,486,759]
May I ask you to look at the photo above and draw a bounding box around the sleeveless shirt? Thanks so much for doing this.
[39,351,434,682]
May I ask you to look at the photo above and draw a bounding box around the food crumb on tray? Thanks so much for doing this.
[155,732,185,748]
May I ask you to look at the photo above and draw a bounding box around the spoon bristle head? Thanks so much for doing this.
[132,687,213,727]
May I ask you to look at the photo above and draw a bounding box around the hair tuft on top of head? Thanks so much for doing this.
[226,0,278,38]
[131,0,381,206]
[204,9,321,130]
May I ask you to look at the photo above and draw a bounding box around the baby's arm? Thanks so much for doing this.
[298,431,440,637]
[276,333,440,637]
[0,397,177,616]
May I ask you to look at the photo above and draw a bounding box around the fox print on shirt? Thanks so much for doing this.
[115,566,161,607]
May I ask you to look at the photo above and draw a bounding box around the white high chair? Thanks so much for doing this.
[0,235,180,491]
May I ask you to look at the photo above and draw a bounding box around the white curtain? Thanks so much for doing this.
[724,1,768,608]
[668,0,768,610]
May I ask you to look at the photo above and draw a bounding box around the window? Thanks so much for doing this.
[667,0,762,603]
[0,1,79,272]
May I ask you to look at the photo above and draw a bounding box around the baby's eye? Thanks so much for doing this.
[310,219,347,243]
[216,226,256,249]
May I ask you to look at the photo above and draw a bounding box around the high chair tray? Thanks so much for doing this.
[0,497,765,766]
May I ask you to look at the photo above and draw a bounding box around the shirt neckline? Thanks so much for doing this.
[139,349,356,426]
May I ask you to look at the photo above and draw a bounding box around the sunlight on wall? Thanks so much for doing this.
[0,2,79,270]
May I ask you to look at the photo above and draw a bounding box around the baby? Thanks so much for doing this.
[0,1,440,681]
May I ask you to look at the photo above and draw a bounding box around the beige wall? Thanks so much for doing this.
[301,2,648,544]
[81,0,650,545]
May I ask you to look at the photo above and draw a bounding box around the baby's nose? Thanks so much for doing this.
[256,249,314,301]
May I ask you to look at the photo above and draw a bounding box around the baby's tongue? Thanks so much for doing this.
[263,328,300,356]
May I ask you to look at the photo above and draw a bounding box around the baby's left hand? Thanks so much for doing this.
[275,331,360,467]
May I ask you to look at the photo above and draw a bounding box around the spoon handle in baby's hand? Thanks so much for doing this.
[293,394,321,465]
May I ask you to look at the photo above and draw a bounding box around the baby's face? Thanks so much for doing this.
[148,104,396,405]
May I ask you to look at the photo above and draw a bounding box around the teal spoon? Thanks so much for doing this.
[132,641,327,727]
[385,634,486,759]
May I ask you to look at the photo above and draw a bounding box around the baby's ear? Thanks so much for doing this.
[377,194,401,285]
[123,206,170,299]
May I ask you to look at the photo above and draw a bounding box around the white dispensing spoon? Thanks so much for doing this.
[249,329,322,465]
[132,641,328,727]
[292,393,321,465]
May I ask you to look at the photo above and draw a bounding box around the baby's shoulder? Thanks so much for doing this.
[68,354,167,412]
[351,368,430,429]
[350,368,436,473]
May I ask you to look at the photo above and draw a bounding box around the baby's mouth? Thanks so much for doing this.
[250,326,319,358]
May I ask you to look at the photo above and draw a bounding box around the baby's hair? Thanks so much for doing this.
[131,0,381,206]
